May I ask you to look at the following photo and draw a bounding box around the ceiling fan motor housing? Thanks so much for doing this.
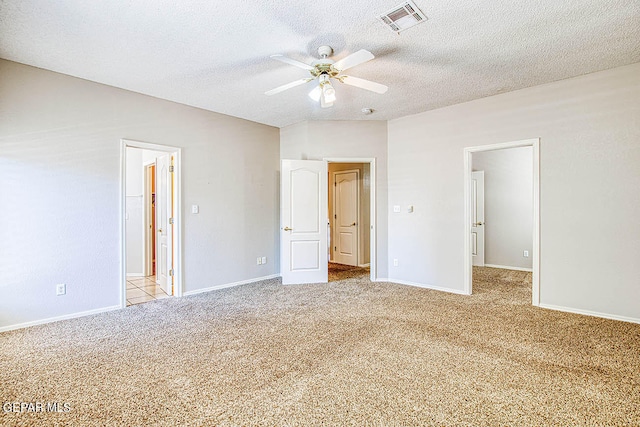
[310,46,340,78]
[310,63,339,78]
[317,45,333,58]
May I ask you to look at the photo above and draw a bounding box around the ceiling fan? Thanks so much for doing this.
[265,45,388,108]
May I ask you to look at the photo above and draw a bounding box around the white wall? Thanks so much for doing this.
[472,147,533,270]
[281,120,388,279]
[0,59,280,330]
[388,62,640,321]
[125,147,144,275]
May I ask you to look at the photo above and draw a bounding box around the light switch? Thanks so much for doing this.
[192,205,199,214]
[407,205,414,213]
[393,205,401,213]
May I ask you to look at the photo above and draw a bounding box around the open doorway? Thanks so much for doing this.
[463,139,540,305]
[280,158,377,285]
[121,140,182,308]
[328,162,371,282]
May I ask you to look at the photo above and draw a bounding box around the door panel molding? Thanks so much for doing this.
[281,160,328,284]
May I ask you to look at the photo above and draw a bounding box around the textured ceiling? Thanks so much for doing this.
[1,0,639,128]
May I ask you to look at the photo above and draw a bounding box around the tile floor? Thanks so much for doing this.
[126,276,170,306]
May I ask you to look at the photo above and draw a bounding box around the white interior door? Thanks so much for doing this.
[281,160,328,285]
[333,170,359,266]
[471,170,485,266]
[155,154,173,294]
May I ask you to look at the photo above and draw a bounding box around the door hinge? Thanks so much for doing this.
[169,269,174,277]
[169,165,175,173]
[334,214,337,219]
[334,182,337,187]
[334,246,337,251]
[169,217,174,224]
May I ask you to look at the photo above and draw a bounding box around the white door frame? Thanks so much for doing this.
[463,139,540,305]
[325,158,377,282]
[120,139,183,308]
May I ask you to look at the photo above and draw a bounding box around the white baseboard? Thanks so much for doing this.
[539,303,640,325]
[483,264,533,272]
[0,305,122,333]
[358,263,371,268]
[377,278,468,295]
[126,273,145,277]
[183,274,280,296]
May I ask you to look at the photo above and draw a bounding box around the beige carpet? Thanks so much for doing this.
[328,262,370,281]
[1,266,639,426]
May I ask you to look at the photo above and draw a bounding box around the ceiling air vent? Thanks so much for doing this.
[378,1,427,34]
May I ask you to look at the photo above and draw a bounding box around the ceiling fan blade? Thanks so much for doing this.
[340,75,388,94]
[270,54,313,70]
[332,49,375,72]
[265,78,312,96]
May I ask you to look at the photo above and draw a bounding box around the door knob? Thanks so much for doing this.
[283,227,292,231]
[351,222,357,226]
[473,222,483,226]
[158,228,163,233]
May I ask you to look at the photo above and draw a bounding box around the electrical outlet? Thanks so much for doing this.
[523,250,529,257]
[257,257,262,265]
[56,284,66,296]
[393,259,399,267]
[261,256,267,264]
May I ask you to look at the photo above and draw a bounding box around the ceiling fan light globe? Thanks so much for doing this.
[322,83,336,103]
[308,85,322,102]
